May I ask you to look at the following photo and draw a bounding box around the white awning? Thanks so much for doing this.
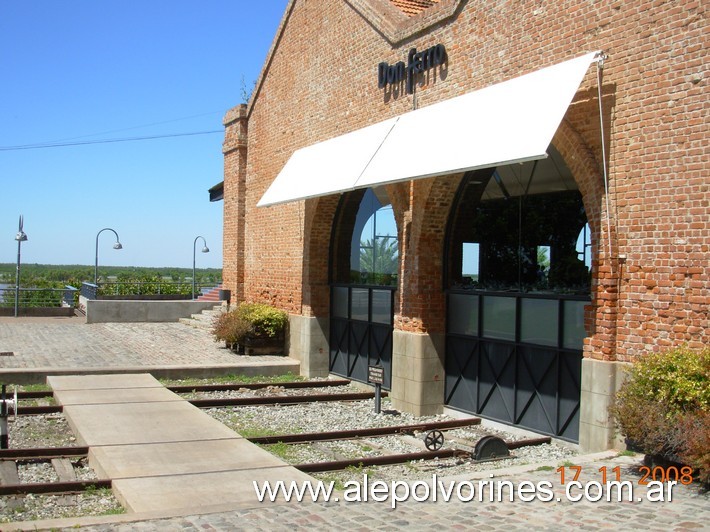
[258,51,599,207]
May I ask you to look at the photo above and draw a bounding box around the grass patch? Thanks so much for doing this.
[536,465,555,472]
[262,441,297,462]
[159,372,304,387]
[617,449,637,457]
[237,426,287,439]
[314,473,349,492]
[99,507,126,516]
[16,383,52,392]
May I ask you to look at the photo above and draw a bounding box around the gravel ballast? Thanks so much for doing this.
[1,380,578,524]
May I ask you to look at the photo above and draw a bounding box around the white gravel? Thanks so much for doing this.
[206,395,579,485]
[1,415,124,524]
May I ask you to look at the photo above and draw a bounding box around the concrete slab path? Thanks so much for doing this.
[47,374,314,514]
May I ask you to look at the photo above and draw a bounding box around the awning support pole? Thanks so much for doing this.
[595,52,613,260]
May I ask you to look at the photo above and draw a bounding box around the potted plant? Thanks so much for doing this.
[211,302,288,355]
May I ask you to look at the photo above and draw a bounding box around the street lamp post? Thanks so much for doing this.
[192,236,209,300]
[94,228,123,286]
[14,215,28,318]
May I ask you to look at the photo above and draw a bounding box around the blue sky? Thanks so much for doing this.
[0,1,288,268]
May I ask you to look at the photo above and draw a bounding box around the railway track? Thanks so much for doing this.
[0,430,551,495]
[1,378,566,498]
[9,379,382,415]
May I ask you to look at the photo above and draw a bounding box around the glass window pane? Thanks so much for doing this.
[563,300,587,350]
[461,243,480,287]
[482,296,515,341]
[520,298,558,347]
[448,293,478,336]
[332,287,349,318]
[371,290,392,324]
[350,187,398,286]
[351,288,369,321]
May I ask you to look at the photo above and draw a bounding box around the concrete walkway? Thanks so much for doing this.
[48,374,313,513]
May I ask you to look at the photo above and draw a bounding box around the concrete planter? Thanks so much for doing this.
[234,334,285,356]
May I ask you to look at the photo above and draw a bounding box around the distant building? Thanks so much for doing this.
[215,0,708,451]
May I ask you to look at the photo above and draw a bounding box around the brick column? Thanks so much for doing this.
[222,105,248,304]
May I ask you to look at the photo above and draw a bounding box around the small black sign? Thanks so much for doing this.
[368,365,385,385]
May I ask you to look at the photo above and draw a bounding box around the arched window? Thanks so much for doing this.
[447,146,590,295]
[349,188,398,286]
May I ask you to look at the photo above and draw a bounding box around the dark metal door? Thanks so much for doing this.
[445,292,586,442]
[330,285,394,389]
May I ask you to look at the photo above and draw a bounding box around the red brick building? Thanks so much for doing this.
[219,0,708,450]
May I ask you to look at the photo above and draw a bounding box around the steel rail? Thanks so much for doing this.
[12,379,353,400]
[296,449,468,472]
[506,436,551,449]
[167,378,351,393]
[0,479,111,496]
[0,446,89,460]
[248,418,481,444]
[188,391,387,408]
[15,390,53,400]
[13,405,63,415]
[293,436,551,472]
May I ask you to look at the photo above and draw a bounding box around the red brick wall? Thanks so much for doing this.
[223,0,708,361]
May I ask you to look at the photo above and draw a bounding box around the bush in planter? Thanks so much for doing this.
[235,303,288,339]
[211,302,288,351]
[611,346,709,482]
[211,310,253,350]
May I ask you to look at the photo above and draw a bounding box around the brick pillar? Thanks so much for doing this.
[222,105,248,304]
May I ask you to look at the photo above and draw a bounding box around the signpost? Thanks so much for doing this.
[368,365,384,414]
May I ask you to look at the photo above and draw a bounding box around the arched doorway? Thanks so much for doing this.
[329,187,398,388]
[444,146,591,442]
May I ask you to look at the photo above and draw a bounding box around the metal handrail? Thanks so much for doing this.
[0,287,77,308]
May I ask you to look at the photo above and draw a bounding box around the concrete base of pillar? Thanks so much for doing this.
[287,315,329,379]
[579,358,630,453]
[390,330,445,417]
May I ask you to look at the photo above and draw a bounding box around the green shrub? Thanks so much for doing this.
[211,303,288,349]
[235,303,288,338]
[611,346,709,482]
[211,310,253,349]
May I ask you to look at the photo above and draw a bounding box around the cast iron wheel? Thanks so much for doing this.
[424,429,445,451]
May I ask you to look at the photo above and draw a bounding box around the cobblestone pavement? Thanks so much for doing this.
[1,318,707,530]
[0,316,274,368]
[61,454,708,531]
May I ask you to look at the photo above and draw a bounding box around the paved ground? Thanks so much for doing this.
[0,317,708,530]
[0,316,297,383]
[0,316,251,368]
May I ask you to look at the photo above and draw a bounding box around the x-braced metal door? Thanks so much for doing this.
[444,292,586,442]
[330,285,394,389]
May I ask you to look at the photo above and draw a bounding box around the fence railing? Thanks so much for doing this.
[81,281,218,299]
[0,286,78,309]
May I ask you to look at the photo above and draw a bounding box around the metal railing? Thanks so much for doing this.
[81,281,219,299]
[0,286,78,309]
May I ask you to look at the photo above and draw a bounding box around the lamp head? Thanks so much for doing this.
[15,215,27,241]
[113,242,123,250]
[201,246,209,253]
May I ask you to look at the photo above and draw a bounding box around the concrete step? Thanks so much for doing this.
[197,284,223,302]
[178,305,225,330]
